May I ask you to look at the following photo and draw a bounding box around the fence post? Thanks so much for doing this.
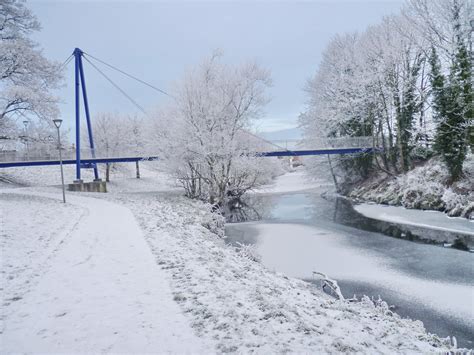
[136,161,140,179]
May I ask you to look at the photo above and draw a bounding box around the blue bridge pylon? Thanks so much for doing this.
[73,47,99,181]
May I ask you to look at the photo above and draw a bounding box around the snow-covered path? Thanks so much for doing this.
[1,191,206,353]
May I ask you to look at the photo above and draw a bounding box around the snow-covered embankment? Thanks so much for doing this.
[0,165,462,353]
[107,171,458,353]
[349,155,474,220]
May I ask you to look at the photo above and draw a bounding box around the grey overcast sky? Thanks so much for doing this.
[29,0,402,133]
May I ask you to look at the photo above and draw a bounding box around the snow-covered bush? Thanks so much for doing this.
[350,155,474,218]
[198,202,225,238]
[234,242,261,262]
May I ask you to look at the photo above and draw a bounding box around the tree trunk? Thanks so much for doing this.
[106,163,110,182]
[378,120,390,172]
[327,154,339,193]
[397,120,406,173]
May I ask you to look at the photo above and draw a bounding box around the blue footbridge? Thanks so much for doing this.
[0,48,380,176]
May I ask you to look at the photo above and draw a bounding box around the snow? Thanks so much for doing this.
[349,155,474,219]
[354,203,474,236]
[110,191,453,353]
[246,223,473,333]
[0,167,459,353]
[252,168,329,194]
[0,161,178,192]
[1,190,207,353]
[1,193,86,319]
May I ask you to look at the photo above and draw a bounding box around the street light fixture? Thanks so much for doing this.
[53,118,66,203]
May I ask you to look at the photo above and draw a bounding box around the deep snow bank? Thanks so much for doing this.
[349,155,474,219]
[109,191,456,353]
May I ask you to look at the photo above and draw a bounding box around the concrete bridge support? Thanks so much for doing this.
[68,180,107,193]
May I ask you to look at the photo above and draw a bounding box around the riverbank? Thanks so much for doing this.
[353,202,474,250]
[227,187,474,347]
[257,169,474,250]
[111,188,458,353]
[348,154,474,219]
[0,166,462,352]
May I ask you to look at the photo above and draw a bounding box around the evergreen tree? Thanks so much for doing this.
[429,47,446,120]
[452,37,473,172]
[429,21,472,182]
[457,33,474,153]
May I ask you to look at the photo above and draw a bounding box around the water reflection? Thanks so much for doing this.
[227,192,360,225]
[225,194,276,223]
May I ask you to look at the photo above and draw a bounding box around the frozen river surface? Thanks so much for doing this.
[355,202,474,236]
[226,192,474,348]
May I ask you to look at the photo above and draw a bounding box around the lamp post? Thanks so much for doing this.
[23,120,29,160]
[53,119,66,203]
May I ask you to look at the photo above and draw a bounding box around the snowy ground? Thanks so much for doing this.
[0,165,460,353]
[1,193,85,324]
[111,192,454,353]
[0,161,176,191]
[355,203,474,237]
[1,190,207,353]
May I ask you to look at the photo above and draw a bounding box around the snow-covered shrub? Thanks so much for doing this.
[462,202,474,220]
[400,184,444,210]
[442,189,466,217]
[410,145,435,162]
[199,203,225,238]
[349,155,473,218]
[234,242,261,262]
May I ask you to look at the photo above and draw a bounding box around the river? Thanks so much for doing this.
[225,186,474,348]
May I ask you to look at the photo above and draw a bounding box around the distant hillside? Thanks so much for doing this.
[258,127,302,141]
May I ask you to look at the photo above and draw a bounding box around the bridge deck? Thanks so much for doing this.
[0,147,377,168]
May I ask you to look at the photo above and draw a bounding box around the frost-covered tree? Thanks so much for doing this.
[149,52,277,210]
[429,3,472,182]
[0,0,62,146]
[363,16,426,173]
[301,0,472,188]
[300,14,428,189]
[403,0,472,64]
[88,112,146,182]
